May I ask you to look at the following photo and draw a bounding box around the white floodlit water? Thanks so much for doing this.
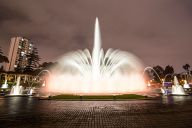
[10,76,23,95]
[46,18,146,95]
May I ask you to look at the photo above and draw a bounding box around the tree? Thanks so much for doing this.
[183,64,190,74]
[182,64,191,81]
[0,47,9,63]
[24,47,41,73]
[164,65,174,81]
[153,65,164,83]
[39,62,55,70]
[164,65,174,75]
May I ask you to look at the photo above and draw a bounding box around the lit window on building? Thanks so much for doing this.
[21,51,25,56]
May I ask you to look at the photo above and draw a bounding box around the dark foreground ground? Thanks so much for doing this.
[0,96,192,128]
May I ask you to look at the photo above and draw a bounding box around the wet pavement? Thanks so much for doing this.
[0,96,192,128]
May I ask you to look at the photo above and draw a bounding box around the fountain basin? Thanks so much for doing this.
[170,94,189,96]
[5,94,30,97]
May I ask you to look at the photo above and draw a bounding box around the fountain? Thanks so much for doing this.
[1,79,8,89]
[9,76,23,96]
[29,70,51,96]
[28,88,33,95]
[46,18,146,95]
[143,67,166,94]
[143,67,163,84]
[160,74,173,95]
[172,76,186,95]
[183,80,190,89]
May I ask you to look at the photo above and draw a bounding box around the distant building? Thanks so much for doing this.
[4,37,34,72]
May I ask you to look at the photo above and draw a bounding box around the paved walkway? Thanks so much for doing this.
[0,96,192,127]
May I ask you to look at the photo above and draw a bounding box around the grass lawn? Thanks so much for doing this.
[50,94,147,100]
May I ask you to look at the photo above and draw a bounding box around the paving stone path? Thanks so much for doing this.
[0,96,192,128]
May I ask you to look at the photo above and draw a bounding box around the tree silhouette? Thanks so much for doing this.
[164,65,174,75]
[183,64,190,74]
[24,47,41,73]
[153,65,164,83]
[39,62,56,70]
[164,65,174,81]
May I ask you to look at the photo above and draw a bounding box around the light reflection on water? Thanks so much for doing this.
[1,96,192,128]
[0,97,37,114]
[0,96,192,115]
[161,95,192,104]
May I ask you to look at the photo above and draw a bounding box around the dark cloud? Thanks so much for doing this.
[0,0,192,72]
[0,5,29,23]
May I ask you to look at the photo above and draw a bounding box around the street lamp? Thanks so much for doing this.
[42,81,46,87]
[147,81,151,87]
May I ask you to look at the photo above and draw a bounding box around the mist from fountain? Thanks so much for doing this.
[1,79,8,89]
[46,18,146,95]
[10,76,23,95]
[172,76,186,95]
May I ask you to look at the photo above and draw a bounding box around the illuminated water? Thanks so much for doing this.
[172,76,186,95]
[1,79,8,89]
[47,18,146,95]
[10,76,23,95]
[183,80,190,89]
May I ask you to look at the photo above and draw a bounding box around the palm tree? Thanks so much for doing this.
[182,64,191,81]
[183,64,190,74]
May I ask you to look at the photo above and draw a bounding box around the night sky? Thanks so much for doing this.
[0,0,192,72]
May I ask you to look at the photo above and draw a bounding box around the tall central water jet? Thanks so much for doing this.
[92,18,101,80]
[47,18,146,95]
